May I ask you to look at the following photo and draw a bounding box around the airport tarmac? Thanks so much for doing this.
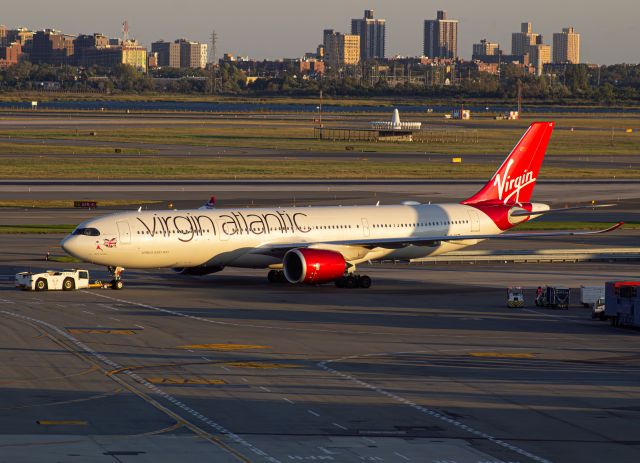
[0,233,639,463]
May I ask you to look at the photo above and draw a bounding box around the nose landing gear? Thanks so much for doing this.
[107,266,125,290]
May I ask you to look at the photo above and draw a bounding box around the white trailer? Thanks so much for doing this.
[580,286,605,307]
[15,269,93,291]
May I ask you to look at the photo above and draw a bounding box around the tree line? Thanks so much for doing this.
[0,61,638,104]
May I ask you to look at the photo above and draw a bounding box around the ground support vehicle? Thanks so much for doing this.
[15,269,116,291]
[507,287,525,308]
[605,281,640,327]
[544,286,570,309]
[591,298,606,320]
[580,286,605,307]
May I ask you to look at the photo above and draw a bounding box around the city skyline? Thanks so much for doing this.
[1,0,638,65]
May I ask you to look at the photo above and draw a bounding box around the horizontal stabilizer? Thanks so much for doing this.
[510,203,617,217]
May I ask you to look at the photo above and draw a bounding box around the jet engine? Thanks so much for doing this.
[283,248,346,284]
[172,265,224,276]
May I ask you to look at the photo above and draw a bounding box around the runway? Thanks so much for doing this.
[0,235,639,463]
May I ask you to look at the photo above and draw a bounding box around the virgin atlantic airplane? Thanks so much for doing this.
[61,122,621,289]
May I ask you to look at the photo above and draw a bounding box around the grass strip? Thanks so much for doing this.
[0,156,637,179]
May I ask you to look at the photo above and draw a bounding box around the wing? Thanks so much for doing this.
[253,222,624,256]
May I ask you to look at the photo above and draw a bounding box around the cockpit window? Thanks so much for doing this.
[72,227,100,236]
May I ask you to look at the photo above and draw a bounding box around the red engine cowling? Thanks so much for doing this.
[283,248,346,284]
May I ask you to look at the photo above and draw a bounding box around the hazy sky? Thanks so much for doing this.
[4,0,639,64]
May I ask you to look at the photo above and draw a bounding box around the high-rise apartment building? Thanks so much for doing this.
[7,28,34,54]
[30,29,75,65]
[553,26,580,64]
[0,25,6,47]
[151,40,181,68]
[472,39,499,59]
[0,41,21,67]
[351,9,385,60]
[176,39,208,68]
[323,30,360,69]
[74,33,109,66]
[79,39,147,72]
[423,10,458,59]
[511,22,539,57]
[529,43,551,76]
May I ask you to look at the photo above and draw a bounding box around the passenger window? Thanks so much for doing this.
[79,271,88,279]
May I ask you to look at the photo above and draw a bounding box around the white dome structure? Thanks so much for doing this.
[370,108,421,131]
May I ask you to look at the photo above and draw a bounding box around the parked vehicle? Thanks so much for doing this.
[605,281,640,327]
[591,298,606,320]
[545,286,570,309]
[580,286,605,308]
[507,287,525,308]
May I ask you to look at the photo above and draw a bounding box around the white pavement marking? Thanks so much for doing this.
[201,357,211,362]
[394,451,410,461]
[241,377,248,383]
[134,324,145,329]
[307,410,320,417]
[221,366,230,372]
[282,397,295,404]
[0,309,282,463]
[260,386,271,393]
[362,437,376,444]
[332,422,347,431]
[100,304,120,312]
[108,317,121,322]
[318,447,337,455]
[82,310,94,315]
[318,353,553,463]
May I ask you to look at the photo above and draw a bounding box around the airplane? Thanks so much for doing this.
[61,122,622,289]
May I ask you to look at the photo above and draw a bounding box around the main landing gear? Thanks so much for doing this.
[267,269,287,283]
[335,274,372,289]
[107,266,125,290]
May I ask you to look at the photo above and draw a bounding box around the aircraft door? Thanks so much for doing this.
[216,218,230,241]
[468,210,480,232]
[361,218,370,237]
[116,221,131,244]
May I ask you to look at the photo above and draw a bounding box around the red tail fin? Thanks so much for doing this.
[462,122,554,205]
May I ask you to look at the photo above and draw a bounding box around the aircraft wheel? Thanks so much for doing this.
[267,270,279,283]
[335,277,346,288]
[35,278,47,291]
[358,275,372,289]
[62,278,75,291]
[345,276,357,289]
[111,279,124,290]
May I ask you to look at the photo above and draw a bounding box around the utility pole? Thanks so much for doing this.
[210,29,218,94]
[517,80,523,115]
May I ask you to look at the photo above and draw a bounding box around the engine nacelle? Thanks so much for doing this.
[172,265,224,276]
[283,248,346,285]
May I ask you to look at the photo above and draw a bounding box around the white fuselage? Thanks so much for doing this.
[62,203,506,270]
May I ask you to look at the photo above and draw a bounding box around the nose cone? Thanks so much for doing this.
[61,235,83,260]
